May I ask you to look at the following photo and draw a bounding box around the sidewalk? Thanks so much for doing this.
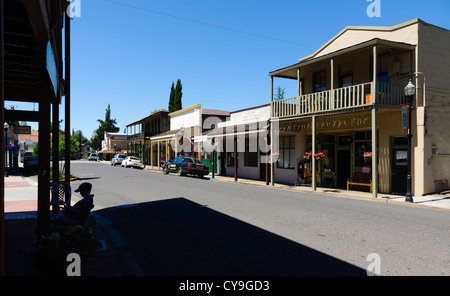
[3,166,450,275]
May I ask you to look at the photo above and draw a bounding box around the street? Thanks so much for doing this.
[70,160,450,276]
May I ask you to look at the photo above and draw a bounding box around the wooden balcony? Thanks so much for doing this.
[271,82,406,119]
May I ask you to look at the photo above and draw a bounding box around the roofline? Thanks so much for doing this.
[230,103,270,114]
[269,38,416,78]
[126,110,170,127]
[168,104,202,117]
[298,18,448,64]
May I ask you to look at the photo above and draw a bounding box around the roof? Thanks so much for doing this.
[150,129,181,140]
[202,109,230,117]
[126,110,169,127]
[269,38,415,79]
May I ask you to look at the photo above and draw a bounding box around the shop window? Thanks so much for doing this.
[278,136,295,169]
[227,152,235,167]
[355,141,372,170]
[245,137,258,167]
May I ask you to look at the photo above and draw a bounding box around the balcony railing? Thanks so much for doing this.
[271,82,406,118]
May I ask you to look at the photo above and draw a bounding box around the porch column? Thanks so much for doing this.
[64,11,71,183]
[157,140,160,169]
[371,45,378,103]
[312,115,316,191]
[270,76,274,186]
[330,58,334,109]
[297,68,302,96]
[372,108,378,198]
[0,0,5,276]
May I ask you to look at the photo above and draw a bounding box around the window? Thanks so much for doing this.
[245,137,258,167]
[227,152,235,167]
[277,136,295,169]
[313,70,326,93]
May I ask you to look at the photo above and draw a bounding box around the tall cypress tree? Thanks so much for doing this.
[174,79,182,111]
[168,82,175,112]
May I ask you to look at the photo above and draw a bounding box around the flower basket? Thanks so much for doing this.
[363,152,372,161]
[303,151,312,160]
[314,152,325,160]
[272,152,280,162]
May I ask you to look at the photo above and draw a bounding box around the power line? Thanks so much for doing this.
[102,0,316,48]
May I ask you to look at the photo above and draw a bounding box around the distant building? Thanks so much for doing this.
[99,132,128,160]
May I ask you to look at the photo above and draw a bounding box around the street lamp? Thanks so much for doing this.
[404,79,415,203]
[4,122,9,177]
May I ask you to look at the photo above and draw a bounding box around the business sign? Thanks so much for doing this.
[46,41,58,97]
[7,133,15,149]
[401,105,408,134]
[13,125,31,134]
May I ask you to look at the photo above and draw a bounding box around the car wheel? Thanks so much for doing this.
[176,167,183,176]
[163,167,169,175]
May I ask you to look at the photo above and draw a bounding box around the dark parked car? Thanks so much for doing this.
[23,155,39,172]
[162,157,209,178]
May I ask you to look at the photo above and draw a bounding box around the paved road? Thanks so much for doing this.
[70,160,450,276]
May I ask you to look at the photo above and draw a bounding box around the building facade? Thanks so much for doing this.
[269,19,450,197]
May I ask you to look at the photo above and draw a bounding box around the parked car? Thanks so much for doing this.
[111,154,126,166]
[162,157,209,178]
[121,156,144,169]
[23,155,39,173]
[88,153,98,161]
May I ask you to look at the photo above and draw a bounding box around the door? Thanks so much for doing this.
[392,149,407,194]
[337,149,351,189]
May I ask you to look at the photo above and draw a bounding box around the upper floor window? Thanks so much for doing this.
[313,70,326,93]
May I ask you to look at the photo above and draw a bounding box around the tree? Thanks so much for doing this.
[174,79,183,111]
[273,86,285,101]
[168,82,175,112]
[168,79,182,112]
[90,104,120,150]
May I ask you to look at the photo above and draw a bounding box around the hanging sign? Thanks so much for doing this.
[402,105,408,134]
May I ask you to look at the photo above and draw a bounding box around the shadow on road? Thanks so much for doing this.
[95,197,366,276]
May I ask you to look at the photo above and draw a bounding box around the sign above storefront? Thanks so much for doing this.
[402,105,408,134]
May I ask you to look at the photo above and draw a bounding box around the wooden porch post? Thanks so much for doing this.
[330,58,335,110]
[372,45,378,198]
[0,0,5,276]
[312,115,316,191]
[64,10,71,183]
[372,108,378,198]
[37,88,51,235]
[270,76,274,186]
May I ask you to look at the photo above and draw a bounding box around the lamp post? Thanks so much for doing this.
[404,79,415,203]
[4,122,8,177]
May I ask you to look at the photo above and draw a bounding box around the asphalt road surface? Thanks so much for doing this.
[70,160,450,276]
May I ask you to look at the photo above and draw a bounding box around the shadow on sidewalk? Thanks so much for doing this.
[95,198,366,276]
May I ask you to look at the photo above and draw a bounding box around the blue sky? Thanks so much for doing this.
[7,0,450,139]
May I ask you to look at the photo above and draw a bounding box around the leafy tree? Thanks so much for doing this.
[90,104,120,150]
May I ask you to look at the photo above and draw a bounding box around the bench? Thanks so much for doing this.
[347,173,372,193]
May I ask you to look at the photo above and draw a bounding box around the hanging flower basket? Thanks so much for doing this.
[364,152,372,161]
[272,152,280,162]
[314,152,325,160]
[303,151,312,160]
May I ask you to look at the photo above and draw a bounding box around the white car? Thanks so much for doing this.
[121,156,144,169]
[88,153,98,161]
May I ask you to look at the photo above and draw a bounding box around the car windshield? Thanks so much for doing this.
[131,157,139,161]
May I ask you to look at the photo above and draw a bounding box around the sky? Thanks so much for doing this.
[6,0,450,140]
